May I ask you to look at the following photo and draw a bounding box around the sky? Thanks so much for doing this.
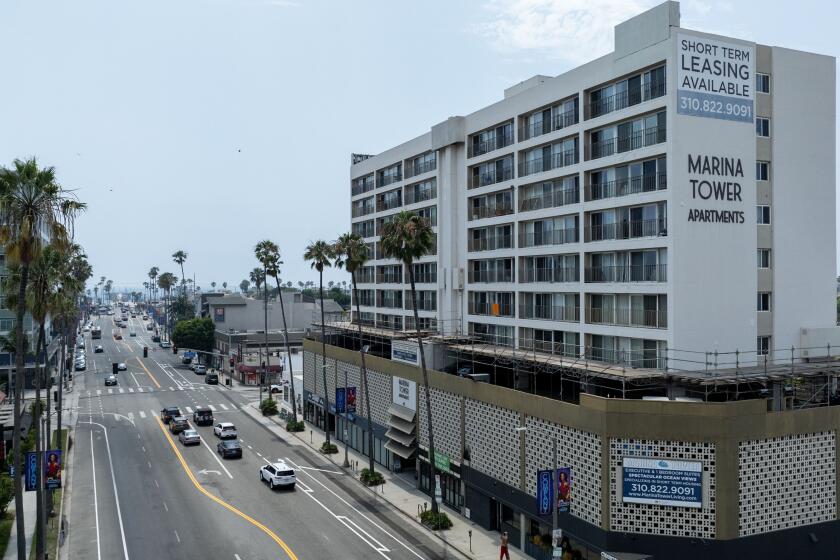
[0,0,838,293]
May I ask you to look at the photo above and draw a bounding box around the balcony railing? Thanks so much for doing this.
[519,267,579,283]
[410,271,438,284]
[584,264,667,283]
[405,297,437,311]
[468,301,514,317]
[378,171,402,188]
[351,180,374,196]
[587,81,666,119]
[518,228,579,248]
[468,132,514,158]
[469,164,514,189]
[518,304,580,322]
[585,173,666,201]
[376,197,402,212]
[376,273,402,284]
[519,186,579,212]
[585,307,667,329]
[356,271,375,284]
[404,187,437,205]
[376,316,403,330]
[584,346,664,369]
[351,205,375,218]
[468,234,513,252]
[406,160,436,178]
[376,297,402,309]
[352,226,375,239]
[469,204,514,221]
[584,218,666,242]
[519,148,578,177]
[468,268,513,283]
[470,331,515,348]
[354,296,375,307]
[519,107,579,141]
[519,339,578,358]
[588,125,666,160]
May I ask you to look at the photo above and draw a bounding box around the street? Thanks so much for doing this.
[63,314,456,560]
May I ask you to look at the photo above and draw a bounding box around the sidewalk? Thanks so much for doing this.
[4,486,36,560]
[242,401,528,560]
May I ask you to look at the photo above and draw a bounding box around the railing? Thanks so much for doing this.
[469,164,514,189]
[411,271,438,284]
[587,81,666,119]
[376,273,402,284]
[518,228,579,247]
[584,346,665,369]
[586,307,667,329]
[351,225,375,239]
[404,186,437,205]
[356,271,375,284]
[376,197,402,212]
[468,268,514,283]
[376,316,403,330]
[584,264,667,283]
[406,160,436,178]
[519,148,578,177]
[468,234,513,252]
[518,107,579,141]
[354,295,375,307]
[376,297,403,309]
[468,131,514,158]
[553,107,579,130]
[404,297,437,311]
[469,204,514,220]
[585,173,666,201]
[468,301,514,317]
[351,205,375,218]
[519,339,578,358]
[519,267,579,283]
[584,218,666,242]
[378,171,402,188]
[519,304,580,322]
[351,179,375,196]
[588,125,666,160]
[470,331,515,348]
[519,186,579,212]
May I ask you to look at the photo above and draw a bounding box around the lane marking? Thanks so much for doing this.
[337,515,389,553]
[153,418,297,560]
[219,404,229,411]
[188,421,233,479]
[134,357,161,388]
[119,388,125,394]
[108,389,113,395]
[208,405,217,412]
[163,501,169,512]
[185,407,194,414]
[139,411,146,419]
[128,388,134,393]
[96,390,102,396]
[174,530,180,544]
[90,431,102,560]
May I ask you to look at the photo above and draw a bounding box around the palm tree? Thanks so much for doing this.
[148,267,159,303]
[285,281,293,289]
[379,211,440,512]
[249,268,264,294]
[334,233,375,474]
[222,281,228,292]
[254,241,298,422]
[239,279,250,294]
[211,281,217,290]
[157,272,176,340]
[304,240,335,446]
[0,157,84,559]
[105,279,113,305]
[172,250,187,295]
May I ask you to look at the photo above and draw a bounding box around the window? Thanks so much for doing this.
[756,161,769,181]
[757,249,771,268]
[0,318,13,332]
[756,117,770,137]
[757,292,771,312]
[756,73,770,94]
[756,205,771,225]
[757,336,771,356]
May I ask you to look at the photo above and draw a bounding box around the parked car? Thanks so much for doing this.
[259,462,296,490]
[129,331,137,337]
[105,375,118,386]
[160,341,171,349]
[192,406,214,426]
[213,422,237,439]
[169,416,189,434]
[205,372,218,385]
[194,365,206,375]
[94,345,104,353]
[74,361,86,371]
[178,429,200,446]
[160,407,182,423]
[151,334,160,342]
[217,440,242,459]
[147,324,154,331]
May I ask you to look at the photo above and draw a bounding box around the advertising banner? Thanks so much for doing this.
[24,452,37,492]
[213,307,225,323]
[536,468,573,515]
[45,450,62,490]
[622,457,703,508]
[392,377,416,411]
[346,387,357,413]
[391,340,419,365]
[335,388,346,414]
[537,469,553,515]
[556,467,571,513]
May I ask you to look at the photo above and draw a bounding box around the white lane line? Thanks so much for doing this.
[128,388,134,393]
[185,406,194,414]
[96,390,102,396]
[90,431,102,560]
[188,421,233,479]
[151,409,158,419]
[298,466,343,475]
[169,387,175,391]
[154,479,159,488]
[107,389,113,395]
[139,411,146,419]
[174,530,180,544]
[235,555,242,560]
[219,403,229,410]
[337,516,389,553]
[208,405,217,411]
[163,501,169,512]
[147,461,152,469]
[127,413,135,423]
[119,388,125,394]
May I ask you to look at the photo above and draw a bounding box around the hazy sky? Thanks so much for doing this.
[0,0,837,292]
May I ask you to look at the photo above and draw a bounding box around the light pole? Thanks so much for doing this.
[342,368,350,468]
[517,426,559,533]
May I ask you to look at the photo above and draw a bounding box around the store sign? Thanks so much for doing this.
[622,457,703,508]
[392,377,416,411]
[686,154,745,224]
[392,340,419,365]
[24,452,37,492]
[433,452,450,473]
[677,33,754,123]
[537,470,553,515]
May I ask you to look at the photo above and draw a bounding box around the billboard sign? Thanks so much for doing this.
[213,307,225,323]
[25,452,38,492]
[677,33,755,123]
[391,340,419,365]
[45,450,62,489]
[537,469,553,515]
[622,457,703,508]
[346,387,357,413]
[335,388,346,414]
[392,377,416,411]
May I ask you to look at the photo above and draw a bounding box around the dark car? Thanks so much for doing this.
[205,372,218,385]
[160,406,181,424]
[151,334,160,342]
[105,375,118,386]
[94,345,104,353]
[193,406,214,426]
[169,416,189,434]
[217,440,242,459]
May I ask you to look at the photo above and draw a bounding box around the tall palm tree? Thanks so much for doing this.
[239,279,250,294]
[104,279,113,304]
[334,233,375,474]
[0,157,84,559]
[211,281,217,290]
[157,272,176,340]
[249,268,264,294]
[254,241,298,422]
[379,211,440,512]
[148,267,159,303]
[172,250,187,296]
[222,281,228,292]
[93,285,99,307]
[304,240,335,445]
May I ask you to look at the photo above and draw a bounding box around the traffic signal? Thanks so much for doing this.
[143,347,148,358]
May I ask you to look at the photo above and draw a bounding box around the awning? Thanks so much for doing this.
[385,428,415,447]
[387,415,416,435]
[387,403,416,423]
[386,402,416,459]
[385,440,416,459]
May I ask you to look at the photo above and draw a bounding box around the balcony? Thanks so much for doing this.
[376,197,402,213]
[468,132,514,158]
[587,81,666,119]
[519,107,579,141]
[469,204,514,221]
[378,171,402,188]
[519,339,578,358]
[405,297,436,312]
[584,264,667,283]
[519,228,579,248]
[585,346,664,368]
[376,297,402,309]
[356,270,375,284]
[468,269,513,283]
[519,149,578,177]
[406,160,436,178]
[468,301,514,317]
[584,219,666,242]
[519,267,579,283]
[351,205,375,218]
[585,173,666,201]
[469,164,514,189]
[351,179,374,197]
[468,234,513,252]
[354,295,375,307]
[519,305,580,322]
[404,186,437,205]
[376,316,403,330]
[376,272,402,284]
[586,307,667,329]
[519,186,578,212]
[588,125,666,160]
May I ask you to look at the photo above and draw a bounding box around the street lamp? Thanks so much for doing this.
[516,426,559,534]
[342,368,350,468]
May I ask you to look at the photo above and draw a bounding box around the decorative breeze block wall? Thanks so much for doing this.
[303,350,316,392]
[738,431,836,536]
[610,439,716,539]
[418,387,462,462]
[465,399,520,489]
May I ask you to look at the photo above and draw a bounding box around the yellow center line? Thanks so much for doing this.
[154,418,298,560]
[134,357,161,389]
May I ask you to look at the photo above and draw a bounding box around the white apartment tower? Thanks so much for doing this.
[349,1,836,370]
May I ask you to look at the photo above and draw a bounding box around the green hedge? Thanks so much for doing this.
[360,468,385,487]
[259,399,278,416]
[285,420,305,432]
[419,510,452,530]
[320,442,338,454]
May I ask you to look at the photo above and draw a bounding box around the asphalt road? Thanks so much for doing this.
[63,310,458,560]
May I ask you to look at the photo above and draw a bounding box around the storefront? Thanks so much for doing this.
[418,453,463,512]
[304,391,334,435]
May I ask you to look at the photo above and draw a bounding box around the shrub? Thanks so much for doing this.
[0,476,12,516]
[320,442,338,454]
[360,468,385,487]
[419,510,452,530]
[285,420,305,432]
[259,399,278,416]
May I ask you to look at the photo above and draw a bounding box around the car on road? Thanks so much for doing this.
[113,332,123,340]
[83,325,90,332]
[77,340,85,349]
[94,345,104,353]
[169,416,189,434]
[151,334,160,342]
[160,406,182,423]
[217,440,242,459]
[142,315,148,320]
[213,422,237,439]
[117,362,127,371]
[181,355,193,365]
[74,361,86,371]
[205,372,218,384]
[146,324,154,331]
[159,341,171,349]
[270,384,284,394]
[192,406,214,426]
[194,364,206,375]
[129,331,137,337]
[105,375,118,386]
[259,462,296,490]
[178,429,200,446]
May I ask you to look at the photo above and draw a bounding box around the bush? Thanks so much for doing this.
[259,399,278,416]
[0,476,12,516]
[419,510,452,530]
[285,420,305,432]
[320,442,338,454]
[360,468,385,487]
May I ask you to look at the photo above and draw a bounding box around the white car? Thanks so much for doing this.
[178,429,200,446]
[259,462,296,490]
[213,422,237,439]
[117,362,127,371]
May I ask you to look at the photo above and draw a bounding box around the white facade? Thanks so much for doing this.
[349,1,836,370]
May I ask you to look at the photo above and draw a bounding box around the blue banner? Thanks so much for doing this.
[335,388,346,414]
[622,457,703,508]
[25,452,37,492]
[537,469,552,515]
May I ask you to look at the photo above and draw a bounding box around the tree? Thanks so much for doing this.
[379,211,440,512]
[211,281,216,290]
[148,267,159,302]
[157,272,176,340]
[0,157,84,559]
[254,240,298,423]
[222,281,228,291]
[239,279,250,294]
[249,268,264,293]
[334,232,375,474]
[170,294,195,323]
[172,250,188,296]
[304,240,335,447]
[172,317,214,352]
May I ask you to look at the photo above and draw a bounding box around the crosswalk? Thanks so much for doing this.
[85,385,229,397]
[83,404,252,423]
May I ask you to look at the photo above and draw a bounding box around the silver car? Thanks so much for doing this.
[178,429,200,446]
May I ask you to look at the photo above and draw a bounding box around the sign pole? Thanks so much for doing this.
[342,369,350,468]
[552,435,558,533]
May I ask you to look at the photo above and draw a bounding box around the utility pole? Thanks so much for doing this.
[342,368,350,468]
[261,263,268,404]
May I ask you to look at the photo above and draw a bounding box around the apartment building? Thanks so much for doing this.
[349,1,836,369]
